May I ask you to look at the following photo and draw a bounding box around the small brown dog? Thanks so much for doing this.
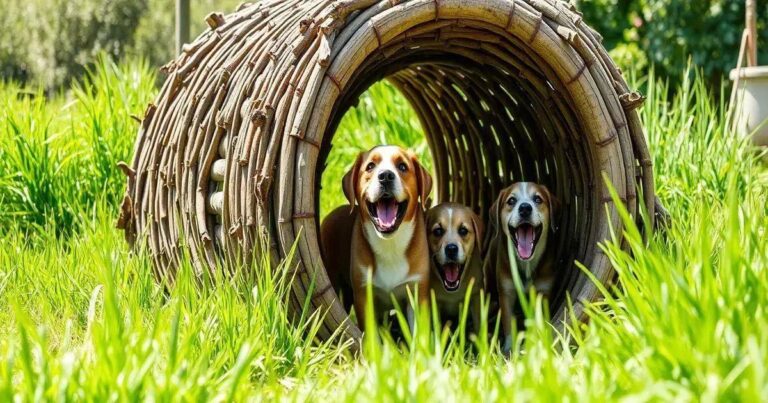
[483,182,559,353]
[426,203,485,333]
[321,145,432,331]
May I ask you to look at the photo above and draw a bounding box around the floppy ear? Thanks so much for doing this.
[488,188,507,231]
[485,187,508,248]
[470,210,485,254]
[544,186,560,233]
[342,152,364,210]
[412,155,433,208]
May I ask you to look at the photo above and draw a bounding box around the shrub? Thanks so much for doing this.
[130,0,243,68]
[0,0,146,90]
[0,3,31,83]
[576,0,768,88]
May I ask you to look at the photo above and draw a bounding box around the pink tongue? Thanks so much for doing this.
[444,264,460,283]
[376,199,399,228]
[516,226,535,259]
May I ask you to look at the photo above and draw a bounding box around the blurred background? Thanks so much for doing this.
[1,0,767,91]
[0,0,241,89]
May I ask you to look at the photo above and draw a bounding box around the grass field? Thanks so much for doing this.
[1,58,767,400]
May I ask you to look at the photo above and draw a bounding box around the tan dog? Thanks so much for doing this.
[321,145,432,331]
[426,203,485,333]
[483,182,559,353]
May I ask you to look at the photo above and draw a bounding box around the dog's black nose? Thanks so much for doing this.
[378,170,396,184]
[445,243,459,259]
[519,202,533,218]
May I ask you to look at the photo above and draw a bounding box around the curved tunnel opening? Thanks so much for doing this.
[316,23,599,327]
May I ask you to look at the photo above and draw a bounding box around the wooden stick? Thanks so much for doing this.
[747,0,758,66]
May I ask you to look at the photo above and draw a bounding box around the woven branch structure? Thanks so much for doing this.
[119,0,656,343]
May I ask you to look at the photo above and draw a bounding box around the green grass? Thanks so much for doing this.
[1,59,767,400]
[0,56,156,237]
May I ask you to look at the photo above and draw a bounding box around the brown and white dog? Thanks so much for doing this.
[321,145,432,331]
[483,182,559,353]
[426,203,485,332]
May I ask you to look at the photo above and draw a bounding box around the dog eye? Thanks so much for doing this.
[397,162,408,172]
[365,162,375,172]
[432,227,444,237]
[506,197,517,206]
[533,195,543,204]
[458,226,469,237]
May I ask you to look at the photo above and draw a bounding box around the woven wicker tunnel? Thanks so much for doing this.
[119,0,656,343]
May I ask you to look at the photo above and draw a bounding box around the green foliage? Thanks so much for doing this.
[0,214,340,400]
[0,0,146,89]
[0,0,246,88]
[0,2,31,83]
[4,0,761,90]
[577,0,768,87]
[50,0,147,88]
[0,57,155,236]
[130,0,244,69]
[0,60,767,399]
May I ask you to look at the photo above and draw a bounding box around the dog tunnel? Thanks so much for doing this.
[118,0,658,343]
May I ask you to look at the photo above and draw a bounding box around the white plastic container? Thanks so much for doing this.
[730,66,768,151]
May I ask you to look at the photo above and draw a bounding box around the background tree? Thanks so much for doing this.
[577,0,768,89]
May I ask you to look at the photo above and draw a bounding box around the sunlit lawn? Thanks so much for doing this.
[1,59,766,400]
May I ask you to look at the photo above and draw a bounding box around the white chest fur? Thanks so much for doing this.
[363,220,421,292]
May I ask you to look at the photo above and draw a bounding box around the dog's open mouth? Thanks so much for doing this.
[366,196,407,234]
[511,223,543,260]
[434,258,464,292]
